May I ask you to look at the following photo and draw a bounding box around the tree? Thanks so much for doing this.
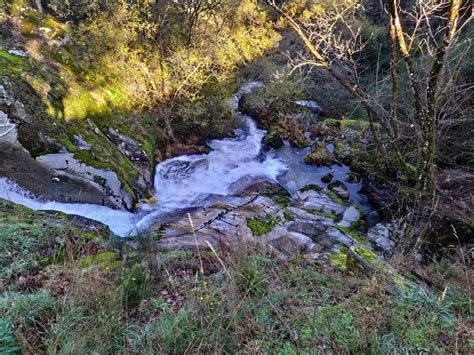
[264,0,471,191]
[174,0,225,45]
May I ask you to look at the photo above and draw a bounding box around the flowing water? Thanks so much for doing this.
[0,83,373,236]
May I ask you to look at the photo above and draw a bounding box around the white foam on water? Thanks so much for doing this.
[0,113,288,236]
[151,115,286,212]
[0,177,136,236]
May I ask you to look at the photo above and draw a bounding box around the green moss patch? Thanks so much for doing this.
[247,214,281,236]
[270,195,291,208]
[300,184,323,193]
[283,210,295,222]
[79,251,120,271]
[330,253,348,270]
[354,245,376,261]
[303,209,338,220]
[335,226,370,244]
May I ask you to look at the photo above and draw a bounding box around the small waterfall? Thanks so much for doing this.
[0,82,373,236]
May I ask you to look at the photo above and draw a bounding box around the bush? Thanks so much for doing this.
[120,263,151,308]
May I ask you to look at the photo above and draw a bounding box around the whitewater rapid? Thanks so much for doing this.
[0,82,373,236]
[0,115,287,236]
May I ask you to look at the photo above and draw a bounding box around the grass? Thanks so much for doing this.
[0,219,472,353]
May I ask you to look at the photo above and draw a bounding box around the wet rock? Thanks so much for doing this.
[294,100,321,114]
[0,144,111,207]
[7,48,27,57]
[367,223,395,252]
[263,131,284,149]
[321,172,333,183]
[344,172,360,183]
[338,206,360,228]
[287,220,327,238]
[328,181,349,200]
[107,127,152,190]
[262,227,315,255]
[36,152,133,209]
[294,189,346,216]
[169,143,211,157]
[304,142,335,166]
[0,111,17,144]
[285,207,334,226]
[326,227,353,247]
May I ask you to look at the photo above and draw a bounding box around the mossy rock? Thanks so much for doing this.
[300,184,323,193]
[304,143,335,166]
[270,195,291,208]
[354,245,376,261]
[303,209,338,220]
[335,226,370,244]
[263,131,284,149]
[283,210,295,221]
[321,172,333,183]
[330,252,348,270]
[247,214,281,236]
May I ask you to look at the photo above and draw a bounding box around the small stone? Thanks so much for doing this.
[367,223,395,252]
[333,186,349,199]
[73,134,92,150]
[263,131,284,149]
[321,172,333,183]
[344,172,360,183]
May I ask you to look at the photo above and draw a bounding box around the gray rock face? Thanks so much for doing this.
[151,182,384,263]
[0,111,17,144]
[367,223,395,252]
[36,152,134,209]
[107,127,151,188]
[0,84,149,210]
[338,206,360,228]
[73,134,92,150]
[293,189,346,216]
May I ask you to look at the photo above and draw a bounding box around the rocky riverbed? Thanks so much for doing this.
[144,181,395,262]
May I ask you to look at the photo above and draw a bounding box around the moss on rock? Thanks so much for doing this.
[304,142,335,166]
[247,214,281,236]
[263,131,284,149]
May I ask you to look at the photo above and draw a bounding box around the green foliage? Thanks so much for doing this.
[312,305,361,350]
[0,318,20,355]
[390,282,457,352]
[330,252,348,270]
[283,210,296,221]
[263,130,284,149]
[270,195,291,208]
[0,290,57,352]
[120,264,151,307]
[233,254,269,297]
[149,308,202,354]
[0,222,69,280]
[247,214,281,236]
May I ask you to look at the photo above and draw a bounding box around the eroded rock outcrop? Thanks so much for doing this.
[147,182,388,264]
